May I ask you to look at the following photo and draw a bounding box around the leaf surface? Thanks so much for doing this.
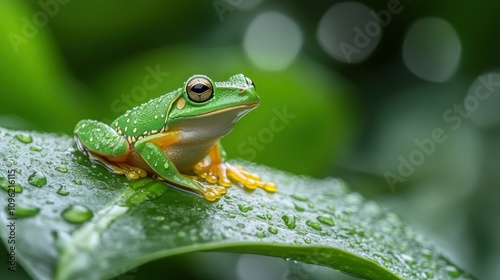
[0,127,474,280]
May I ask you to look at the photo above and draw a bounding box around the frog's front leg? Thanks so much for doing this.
[133,133,227,201]
[74,119,147,179]
[194,143,277,193]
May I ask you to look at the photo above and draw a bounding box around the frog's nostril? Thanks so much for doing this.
[239,88,244,93]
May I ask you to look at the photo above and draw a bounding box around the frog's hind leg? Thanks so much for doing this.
[134,133,226,201]
[74,119,146,179]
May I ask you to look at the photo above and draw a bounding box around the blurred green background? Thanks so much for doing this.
[1,0,499,279]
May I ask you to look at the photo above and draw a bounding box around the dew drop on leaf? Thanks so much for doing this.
[154,216,165,222]
[13,204,40,218]
[57,186,70,196]
[238,204,253,213]
[15,134,33,144]
[290,194,308,201]
[55,166,68,173]
[306,220,322,231]
[255,232,266,238]
[282,214,296,229]
[294,203,305,212]
[317,215,335,226]
[445,266,462,278]
[0,177,23,193]
[29,145,42,152]
[268,227,278,234]
[62,205,93,223]
[28,171,47,187]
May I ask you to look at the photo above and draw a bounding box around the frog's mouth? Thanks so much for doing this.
[192,102,259,119]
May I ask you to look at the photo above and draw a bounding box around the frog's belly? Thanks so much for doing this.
[164,140,217,173]
[126,140,216,175]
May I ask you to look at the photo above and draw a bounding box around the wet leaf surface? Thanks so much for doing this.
[0,127,475,280]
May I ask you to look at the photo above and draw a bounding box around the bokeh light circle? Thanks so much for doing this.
[403,17,461,82]
[244,11,303,71]
[317,2,383,64]
[466,72,500,128]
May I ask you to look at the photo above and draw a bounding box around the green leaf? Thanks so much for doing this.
[0,127,474,280]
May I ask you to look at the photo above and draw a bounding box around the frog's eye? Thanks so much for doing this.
[186,76,214,103]
[245,77,256,89]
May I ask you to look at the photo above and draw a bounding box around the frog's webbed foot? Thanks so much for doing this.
[193,159,277,193]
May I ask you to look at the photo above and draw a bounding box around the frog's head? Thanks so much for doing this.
[168,74,260,129]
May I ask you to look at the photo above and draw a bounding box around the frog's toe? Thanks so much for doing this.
[226,164,277,193]
[116,163,147,180]
[194,161,232,187]
[202,185,226,201]
[193,161,277,194]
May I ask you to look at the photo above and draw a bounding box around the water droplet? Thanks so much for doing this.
[256,214,267,220]
[12,204,40,218]
[402,254,415,264]
[177,231,187,238]
[72,179,82,185]
[317,215,335,226]
[282,214,296,229]
[304,238,312,244]
[238,204,253,213]
[290,194,308,201]
[28,171,47,187]
[266,213,272,220]
[270,205,276,210]
[294,203,305,212]
[306,220,322,231]
[421,248,433,260]
[29,145,42,152]
[268,227,278,234]
[57,186,70,196]
[62,205,93,223]
[0,178,23,193]
[55,166,68,173]
[15,134,32,144]
[237,223,245,228]
[445,266,462,278]
[345,227,356,235]
[255,232,266,238]
[154,216,165,222]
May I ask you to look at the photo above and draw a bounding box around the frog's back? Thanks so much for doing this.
[112,89,181,142]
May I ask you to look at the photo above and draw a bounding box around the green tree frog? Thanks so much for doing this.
[74,74,276,201]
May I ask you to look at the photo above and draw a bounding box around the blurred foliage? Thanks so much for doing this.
[0,0,499,279]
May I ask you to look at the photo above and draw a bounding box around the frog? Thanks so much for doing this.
[74,74,276,201]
